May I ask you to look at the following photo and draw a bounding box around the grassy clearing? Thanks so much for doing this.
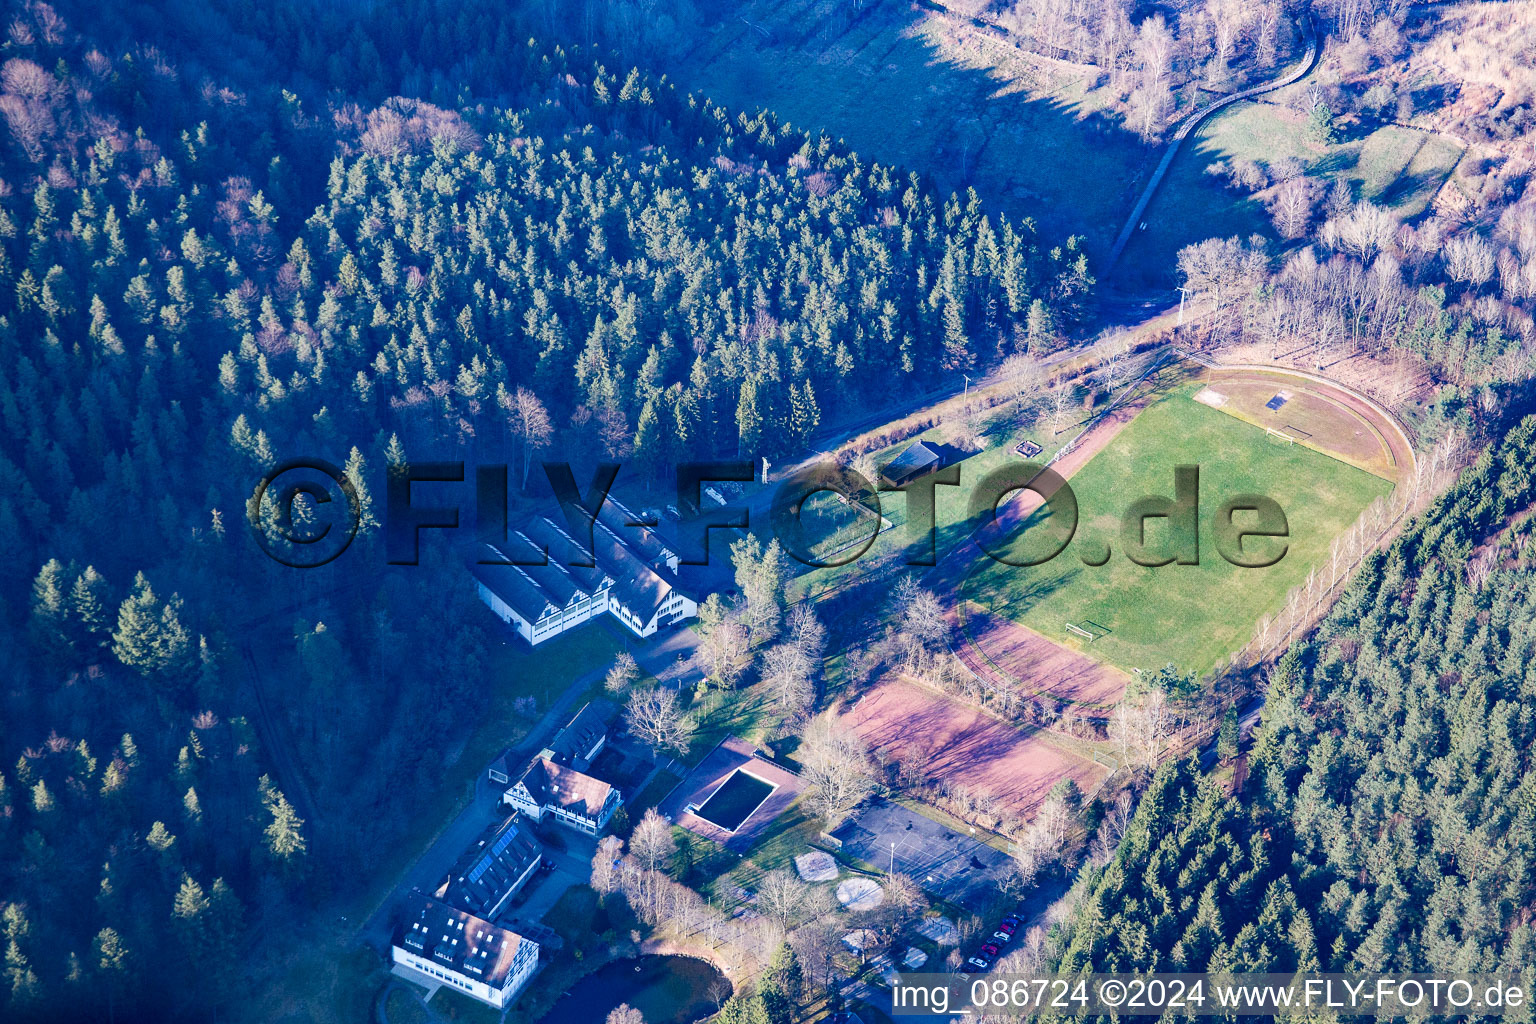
[431,986,502,1024]
[629,769,683,817]
[1122,101,1463,284]
[595,1,1460,288]
[788,406,1070,604]
[385,988,434,1024]
[966,388,1393,675]
[686,682,782,761]
[486,625,625,711]
[254,942,385,1024]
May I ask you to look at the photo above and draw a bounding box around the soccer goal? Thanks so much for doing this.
[1266,427,1298,446]
[1065,622,1097,642]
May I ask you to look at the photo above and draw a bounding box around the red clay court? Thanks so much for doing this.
[952,600,1129,709]
[841,677,1109,819]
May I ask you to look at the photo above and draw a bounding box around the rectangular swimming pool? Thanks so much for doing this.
[693,770,775,832]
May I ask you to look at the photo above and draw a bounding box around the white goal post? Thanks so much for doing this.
[1065,622,1096,641]
[1266,427,1297,445]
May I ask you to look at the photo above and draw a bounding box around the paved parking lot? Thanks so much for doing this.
[831,798,1014,910]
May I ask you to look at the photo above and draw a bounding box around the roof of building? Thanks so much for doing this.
[396,891,534,988]
[475,496,692,632]
[546,700,615,764]
[609,561,675,624]
[433,813,541,918]
[514,757,615,819]
[880,440,943,484]
[599,497,675,567]
[470,546,561,624]
[521,517,609,593]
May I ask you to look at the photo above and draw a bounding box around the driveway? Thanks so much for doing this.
[500,833,599,940]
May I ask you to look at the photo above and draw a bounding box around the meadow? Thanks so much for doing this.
[1121,101,1463,279]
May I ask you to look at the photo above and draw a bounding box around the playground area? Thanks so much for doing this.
[829,797,1016,911]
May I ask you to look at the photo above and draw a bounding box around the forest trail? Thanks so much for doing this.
[1104,17,1322,273]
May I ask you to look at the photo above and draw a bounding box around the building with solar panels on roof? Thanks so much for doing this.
[434,813,542,920]
[389,813,544,1007]
[391,890,540,1009]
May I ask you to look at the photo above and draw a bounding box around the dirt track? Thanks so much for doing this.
[1201,363,1417,485]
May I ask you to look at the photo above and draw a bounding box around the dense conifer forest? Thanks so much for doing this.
[3,0,1534,1021]
[1050,416,1536,989]
[0,1,1084,1019]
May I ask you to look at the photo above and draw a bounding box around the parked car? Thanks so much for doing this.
[980,943,1001,960]
[1001,915,1022,929]
[965,956,990,972]
[992,929,1014,944]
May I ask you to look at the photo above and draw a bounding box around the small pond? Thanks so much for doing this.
[536,955,730,1024]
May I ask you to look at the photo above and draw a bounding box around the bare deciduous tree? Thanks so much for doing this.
[592,834,624,897]
[884,872,927,925]
[1444,233,1496,293]
[761,642,815,723]
[624,686,693,757]
[502,385,553,489]
[1325,201,1397,262]
[605,651,639,694]
[1088,790,1135,865]
[756,869,827,932]
[1109,688,1172,771]
[606,1004,644,1024]
[1269,177,1319,240]
[800,711,875,827]
[1000,353,1046,425]
[697,594,750,688]
[630,808,677,874]
[784,602,826,661]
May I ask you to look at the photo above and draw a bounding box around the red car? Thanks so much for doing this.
[980,943,1001,959]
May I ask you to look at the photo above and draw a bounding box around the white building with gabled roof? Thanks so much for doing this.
[392,891,539,1009]
[470,498,697,645]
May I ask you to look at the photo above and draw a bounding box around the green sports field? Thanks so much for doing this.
[963,390,1395,676]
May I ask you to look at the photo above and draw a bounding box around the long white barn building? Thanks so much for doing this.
[472,497,697,644]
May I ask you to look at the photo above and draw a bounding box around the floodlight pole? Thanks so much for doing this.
[761,456,770,484]
[963,374,971,399]
[889,841,895,875]
[1177,286,1193,327]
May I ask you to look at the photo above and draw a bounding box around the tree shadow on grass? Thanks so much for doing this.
[595,0,1262,287]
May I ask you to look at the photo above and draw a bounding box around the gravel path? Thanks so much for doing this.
[1105,17,1322,272]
